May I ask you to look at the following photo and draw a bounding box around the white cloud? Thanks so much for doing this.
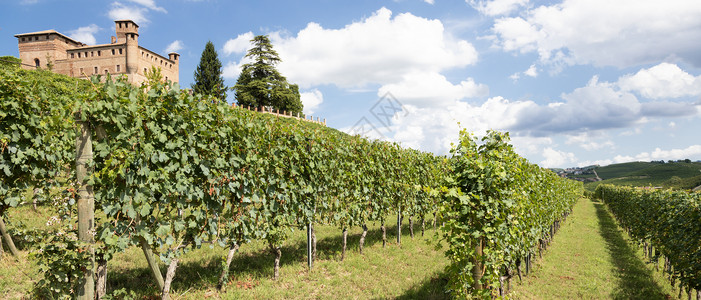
[614,145,701,162]
[108,2,149,24]
[618,63,701,99]
[565,132,614,151]
[223,32,254,56]
[269,7,478,88]
[377,72,488,107]
[300,89,324,115]
[222,60,246,80]
[468,0,529,16]
[524,64,538,77]
[424,0,435,4]
[127,0,166,13]
[510,64,538,81]
[108,0,167,24]
[164,40,183,54]
[540,147,576,168]
[68,24,100,45]
[491,0,701,68]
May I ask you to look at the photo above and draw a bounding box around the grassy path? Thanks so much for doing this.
[511,198,678,299]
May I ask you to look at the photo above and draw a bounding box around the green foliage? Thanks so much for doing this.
[0,66,82,211]
[594,184,701,291]
[233,35,303,114]
[2,65,585,298]
[0,56,21,69]
[438,130,582,299]
[192,41,227,101]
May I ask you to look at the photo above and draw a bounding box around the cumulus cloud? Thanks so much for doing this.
[164,40,183,54]
[371,65,701,157]
[127,0,166,13]
[491,0,701,68]
[377,72,488,107]
[108,0,167,24]
[223,32,254,56]
[565,132,614,151]
[268,7,478,88]
[300,89,324,115]
[609,145,701,163]
[468,0,529,16]
[618,63,701,99]
[108,2,149,24]
[540,147,576,168]
[68,24,100,45]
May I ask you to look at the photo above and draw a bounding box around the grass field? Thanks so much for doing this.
[0,206,450,299]
[511,197,691,299]
[3,196,698,299]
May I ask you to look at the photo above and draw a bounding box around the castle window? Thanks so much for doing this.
[91,51,94,57]
[119,23,122,28]
[78,52,81,58]
[116,65,120,72]
[119,48,123,55]
[34,58,40,68]
[165,76,168,81]
[98,50,101,56]
[79,67,84,74]
[21,37,25,42]
[144,68,147,74]
[71,53,75,59]
[112,49,115,55]
[85,52,88,57]
[35,36,38,41]
[94,66,98,74]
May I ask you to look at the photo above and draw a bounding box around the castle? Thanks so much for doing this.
[15,20,179,85]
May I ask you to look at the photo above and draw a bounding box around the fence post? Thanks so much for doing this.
[397,206,401,245]
[75,111,95,300]
[472,238,483,291]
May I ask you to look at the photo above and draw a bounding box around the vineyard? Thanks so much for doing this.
[3,63,583,299]
[595,184,701,297]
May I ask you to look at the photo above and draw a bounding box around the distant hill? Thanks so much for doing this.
[582,161,701,191]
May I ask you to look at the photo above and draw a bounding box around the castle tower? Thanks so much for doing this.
[115,20,139,79]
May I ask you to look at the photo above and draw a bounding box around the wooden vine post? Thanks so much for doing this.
[306,140,314,269]
[472,237,483,291]
[397,205,401,245]
[75,112,95,300]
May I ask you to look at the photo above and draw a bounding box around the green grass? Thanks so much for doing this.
[1,215,450,299]
[584,162,701,191]
[511,198,690,299]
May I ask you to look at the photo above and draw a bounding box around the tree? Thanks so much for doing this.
[233,35,303,114]
[192,41,227,101]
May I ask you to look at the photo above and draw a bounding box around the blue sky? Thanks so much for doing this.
[3,0,701,168]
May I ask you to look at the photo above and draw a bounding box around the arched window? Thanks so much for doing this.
[34,58,40,68]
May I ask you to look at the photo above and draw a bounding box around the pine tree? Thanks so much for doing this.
[233,35,303,114]
[192,41,227,101]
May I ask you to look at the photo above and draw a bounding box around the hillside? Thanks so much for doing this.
[583,161,701,191]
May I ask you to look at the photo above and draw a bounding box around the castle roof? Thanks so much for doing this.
[15,29,85,46]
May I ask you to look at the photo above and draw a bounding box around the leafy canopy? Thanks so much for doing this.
[233,35,303,114]
[192,41,227,101]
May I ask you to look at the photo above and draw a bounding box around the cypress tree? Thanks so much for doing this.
[233,35,303,114]
[192,41,227,101]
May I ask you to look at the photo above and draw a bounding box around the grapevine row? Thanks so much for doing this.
[438,130,583,298]
[1,65,583,299]
[595,184,701,293]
